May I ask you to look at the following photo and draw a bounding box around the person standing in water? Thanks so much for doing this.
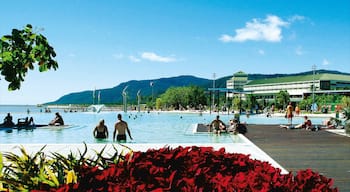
[93,119,108,139]
[285,102,294,125]
[113,114,133,142]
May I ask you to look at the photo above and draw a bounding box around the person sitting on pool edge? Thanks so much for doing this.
[113,114,133,142]
[209,115,226,134]
[93,119,109,139]
[49,112,64,126]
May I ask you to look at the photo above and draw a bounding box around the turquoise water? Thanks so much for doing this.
[0,105,326,144]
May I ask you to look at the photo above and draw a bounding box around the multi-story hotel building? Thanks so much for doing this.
[226,72,350,102]
[226,71,248,98]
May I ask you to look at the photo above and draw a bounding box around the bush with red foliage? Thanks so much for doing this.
[32,146,338,192]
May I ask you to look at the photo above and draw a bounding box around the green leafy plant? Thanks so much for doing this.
[0,153,5,191]
[0,143,129,191]
[0,145,53,191]
[0,24,58,90]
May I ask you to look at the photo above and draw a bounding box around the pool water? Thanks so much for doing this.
[0,107,326,144]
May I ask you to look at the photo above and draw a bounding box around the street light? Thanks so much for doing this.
[150,81,154,107]
[312,64,316,113]
[212,73,216,113]
[122,85,128,113]
[137,89,141,112]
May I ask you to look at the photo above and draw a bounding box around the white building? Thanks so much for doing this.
[243,73,350,102]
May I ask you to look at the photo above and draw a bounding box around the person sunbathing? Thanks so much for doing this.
[280,116,312,130]
[319,117,344,130]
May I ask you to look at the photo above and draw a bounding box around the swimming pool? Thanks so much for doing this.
[0,106,328,144]
[6,106,331,174]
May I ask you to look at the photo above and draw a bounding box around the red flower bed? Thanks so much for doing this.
[32,146,337,192]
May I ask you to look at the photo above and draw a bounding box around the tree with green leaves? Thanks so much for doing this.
[159,85,206,110]
[299,97,312,111]
[232,96,242,111]
[341,96,350,108]
[155,98,163,110]
[186,85,207,109]
[245,94,258,113]
[0,24,58,90]
[275,90,290,110]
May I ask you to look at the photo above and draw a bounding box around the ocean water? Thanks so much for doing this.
[0,105,326,144]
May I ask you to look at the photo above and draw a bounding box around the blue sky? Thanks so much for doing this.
[0,0,349,105]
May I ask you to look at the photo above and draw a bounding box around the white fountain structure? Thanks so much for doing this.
[88,89,104,113]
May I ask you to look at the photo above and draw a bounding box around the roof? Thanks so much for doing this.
[246,73,350,86]
[207,88,251,93]
[233,71,248,77]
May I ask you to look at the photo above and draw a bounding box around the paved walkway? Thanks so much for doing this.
[245,124,350,191]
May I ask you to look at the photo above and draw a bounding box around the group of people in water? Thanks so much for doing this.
[209,115,247,135]
[93,113,133,142]
[1,112,64,129]
[2,111,132,142]
[1,113,35,128]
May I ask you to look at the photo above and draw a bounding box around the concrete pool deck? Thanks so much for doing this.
[0,133,288,174]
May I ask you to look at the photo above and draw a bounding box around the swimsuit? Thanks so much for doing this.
[95,132,107,139]
[117,134,126,141]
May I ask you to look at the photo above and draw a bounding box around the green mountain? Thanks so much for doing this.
[46,75,211,105]
[46,70,349,105]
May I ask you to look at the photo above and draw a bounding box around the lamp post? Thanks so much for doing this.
[97,91,101,105]
[122,86,128,113]
[137,89,141,112]
[212,73,216,112]
[92,87,96,105]
[312,64,316,113]
[150,81,154,108]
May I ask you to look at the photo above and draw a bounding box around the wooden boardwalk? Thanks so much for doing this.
[245,124,350,191]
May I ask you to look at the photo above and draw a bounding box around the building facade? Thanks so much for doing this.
[226,71,248,98]
[226,72,350,102]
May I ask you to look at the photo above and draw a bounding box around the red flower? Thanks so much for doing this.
[32,146,338,192]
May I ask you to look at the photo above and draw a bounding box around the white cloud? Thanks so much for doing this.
[129,55,141,63]
[295,46,304,55]
[258,49,265,55]
[219,15,289,43]
[141,52,176,63]
[288,15,305,22]
[322,59,330,65]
